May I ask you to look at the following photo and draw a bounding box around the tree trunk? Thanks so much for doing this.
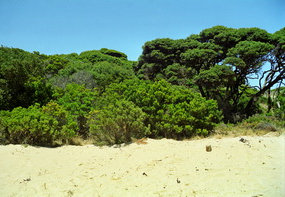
[267,89,272,113]
[244,70,284,117]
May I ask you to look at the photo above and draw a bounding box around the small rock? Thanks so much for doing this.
[239,138,247,143]
[206,145,212,152]
[177,178,181,183]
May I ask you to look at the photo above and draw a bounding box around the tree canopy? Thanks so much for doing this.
[137,26,285,122]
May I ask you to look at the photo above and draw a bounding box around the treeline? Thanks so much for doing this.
[0,26,284,146]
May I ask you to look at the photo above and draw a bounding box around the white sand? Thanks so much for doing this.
[0,134,284,197]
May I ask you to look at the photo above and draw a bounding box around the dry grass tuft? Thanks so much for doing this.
[134,137,148,145]
[211,123,284,139]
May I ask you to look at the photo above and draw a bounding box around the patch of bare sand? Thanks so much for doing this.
[0,134,284,197]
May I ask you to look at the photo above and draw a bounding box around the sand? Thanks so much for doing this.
[0,134,284,197]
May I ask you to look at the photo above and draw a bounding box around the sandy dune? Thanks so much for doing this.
[0,134,284,197]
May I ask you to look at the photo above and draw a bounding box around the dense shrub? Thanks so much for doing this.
[25,77,54,106]
[54,84,98,137]
[49,61,95,89]
[90,61,135,91]
[79,50,126,65]
[44,54,70,75]
[0,47,52,110]
[99,48,128,60]
[88,99,148,145]
[50,60,135,91]
[0,103,76,146]
[102,79,222,138]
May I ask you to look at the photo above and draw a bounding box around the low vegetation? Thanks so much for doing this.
[0,26,284,146]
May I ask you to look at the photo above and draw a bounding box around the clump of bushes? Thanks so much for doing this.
[0,103,77,146]
[102,79,222,139]
[0,79,223,146]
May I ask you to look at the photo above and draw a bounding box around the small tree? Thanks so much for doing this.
[137,26,285,122]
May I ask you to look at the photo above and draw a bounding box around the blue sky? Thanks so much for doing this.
[0,0,284,61]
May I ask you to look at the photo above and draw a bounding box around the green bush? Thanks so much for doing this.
[88,100,148,145]
[50,59,135,91]
[49,61,96,89]
[79,50,125,65]
[54,84,98,137]
[0,47,52,110]
[99,48,128,60]
[103,79,222,138]
[0,103,76,146]
[44,54,69,75]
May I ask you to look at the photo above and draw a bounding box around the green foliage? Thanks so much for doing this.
[194,65,235,91]
[163,63,195,86]
[181,48,218,72]
[44,54,69,75]
[50,61,96,89]
[0,103,76,146]
[99,48,127,59]
[237,87,261,113]
[88,100,148,145]
[199,26,230,42]
[50,59,135,91]
[42,101,78,133]
[52,70,96,89]
[79,49,127,65]
[226,41,274,69]
[137,26,284,122]
[0,27,284,146]
[137,38,182,80]
[55,84,98,137]
[103,79,222,138]
[237,27,273,42]
[91,61,135,91]
[25,77,54,106]
[0,47,53,110]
